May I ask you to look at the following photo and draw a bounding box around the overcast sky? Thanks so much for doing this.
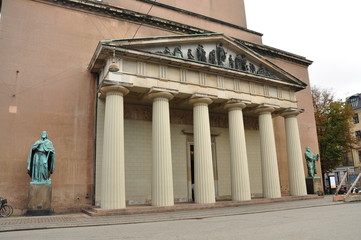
[244,0,361,100]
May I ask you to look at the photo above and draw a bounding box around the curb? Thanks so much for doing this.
[0,196,343,232]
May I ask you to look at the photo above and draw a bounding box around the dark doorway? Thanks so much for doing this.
[190,144,195,201]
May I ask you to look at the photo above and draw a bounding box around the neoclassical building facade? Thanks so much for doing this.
[0,0,321,213]
[90,34,309,208]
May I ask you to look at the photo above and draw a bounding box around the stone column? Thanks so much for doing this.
[148,92,174,206]
[281,109,307,196]
[189,97,215,204]
[225,101,251,201]
[255,106,281,199]
[100,86,129,209]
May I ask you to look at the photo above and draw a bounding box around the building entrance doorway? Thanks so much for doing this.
[187,143,218,202]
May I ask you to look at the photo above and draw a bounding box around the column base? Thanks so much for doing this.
[27,183,53,216]
[306,177,323,195]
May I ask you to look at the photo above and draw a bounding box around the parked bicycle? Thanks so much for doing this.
[0,197,13,217]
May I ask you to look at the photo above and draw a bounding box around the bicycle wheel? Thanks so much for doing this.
[6,205,13,217]
[0,205,13,217]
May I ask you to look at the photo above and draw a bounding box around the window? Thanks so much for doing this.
[349,96,360,109]
[354,113,360,124]
[356,130,361,141]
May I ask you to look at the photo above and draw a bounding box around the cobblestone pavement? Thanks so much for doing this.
[0,196,342,232]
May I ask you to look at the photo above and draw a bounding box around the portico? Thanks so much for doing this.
[89,34,308,209]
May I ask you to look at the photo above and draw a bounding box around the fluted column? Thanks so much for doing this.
[100,86,129,209]
[189,97,215,204]
[148,92,174,206]
[282,109,307,196]
[225,101,251,201]
[255,106,281,199]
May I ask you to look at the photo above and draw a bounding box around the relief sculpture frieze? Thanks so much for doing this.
[196,44,207,62]
[153,43,279,80]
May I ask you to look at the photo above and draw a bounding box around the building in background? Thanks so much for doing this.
[0,0,320,214]
[347,93,361,165]
[323,93,361,194]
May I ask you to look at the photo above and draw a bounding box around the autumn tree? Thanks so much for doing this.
[311,86,356,173]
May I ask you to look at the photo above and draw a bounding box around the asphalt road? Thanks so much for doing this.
[1,202,360,240]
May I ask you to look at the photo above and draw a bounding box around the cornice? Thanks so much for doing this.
[32,0,313,67]
[32,0,210,34]
[238,40,313,66]
[134,0,262,36]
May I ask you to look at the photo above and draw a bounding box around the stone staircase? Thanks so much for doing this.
[83,195,323,217]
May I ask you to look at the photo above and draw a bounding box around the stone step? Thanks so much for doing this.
[82,195,322,217]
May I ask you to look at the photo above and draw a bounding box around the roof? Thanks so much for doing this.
[347,93,361,110]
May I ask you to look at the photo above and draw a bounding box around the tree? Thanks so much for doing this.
[311,86,356,173]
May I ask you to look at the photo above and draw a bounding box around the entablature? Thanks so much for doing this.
[90,34,307,112]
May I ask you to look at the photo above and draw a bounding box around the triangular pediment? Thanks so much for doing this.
[90,33,306,91]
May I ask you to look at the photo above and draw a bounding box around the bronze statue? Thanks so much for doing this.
[187,49,194,60]
[240,54,248,71]
[196,44,207,62]
[256,64,272,77]
[209,49,216,64]
[305,146,319,178]
[228,55,234,68]
[27,131,55,184]
[163,47,171,55]
[235,54,242,70]
[249,62,256,73]
[173,46,183,58]
[216,43,227,66]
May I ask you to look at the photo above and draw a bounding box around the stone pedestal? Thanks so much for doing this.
[306,177,323,195]
[26,183,52,216]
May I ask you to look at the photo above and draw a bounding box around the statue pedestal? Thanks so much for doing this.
[26,183,53,216]
[306,177,323,195]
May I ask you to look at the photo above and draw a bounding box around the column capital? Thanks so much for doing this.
[100,85,129,97]
[147,91,174,101]
[254,106,275,115]
[224,100,248,111]
[189,97,212,105]
[280,108,304,118]
[254,103,280,115]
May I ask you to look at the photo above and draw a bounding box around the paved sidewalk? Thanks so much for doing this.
[0,195,342,232]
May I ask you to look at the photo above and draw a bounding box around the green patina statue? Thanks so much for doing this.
[27,131,55,184]
[305,146,319,178]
